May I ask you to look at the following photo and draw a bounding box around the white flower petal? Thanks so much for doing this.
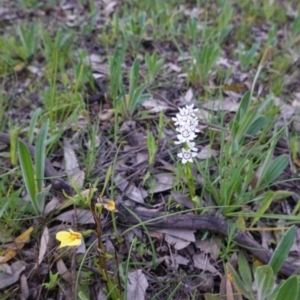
[174,140,183,145]
[177,148,197,164]
[177,152,183,158]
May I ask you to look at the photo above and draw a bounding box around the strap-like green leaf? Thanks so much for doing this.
[274,276,299,300]
[254,265,275,300]
[269,225,295,275]
[18,140,38,214]
[35,119,49,195]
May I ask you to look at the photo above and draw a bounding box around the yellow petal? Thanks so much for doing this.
[68,230,82,239]
[57,238,81,249]
[103,200,118,212]
[56,230,82,249]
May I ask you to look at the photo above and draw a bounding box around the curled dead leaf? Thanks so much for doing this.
[0,248,17,264]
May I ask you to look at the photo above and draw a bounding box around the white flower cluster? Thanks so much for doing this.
[172,104,199,164]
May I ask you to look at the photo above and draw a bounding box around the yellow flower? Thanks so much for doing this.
[103,200,118,212]
[56,229,82,249]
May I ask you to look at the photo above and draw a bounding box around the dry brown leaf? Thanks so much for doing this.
[104,1,118,15]
[223,83,247,94]
[171,192,194,209]
[0,248,17,264]
[114,174,147,204]
[38,226,50,265]
[0,263,12,274]
[197,145,219,160]
[20,274,29,300]
[13,62,26,72]
[159,228,195,250]
[126,269,148,300]
[193,253,220,275]
[86,54,109,75]
[225,275,235,300]
[136,151,149,164]
[0,261,26,289]
[56,258,72,283]
[152,173,174,193]
[141,98,170,113]
[44,197,60,215]
[55,209,95,224]
[64,139,85,189]
[14,227,34,250]
[184,88,194,103]
[165,254,189,269]
[98,109,113,122]
[195,239,221,261]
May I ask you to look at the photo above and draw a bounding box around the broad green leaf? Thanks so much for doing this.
[128,59,140,103]
[235,91,250,123]
[274,276,299,300]
[129,84,148,114]
[269,225,295,275]
[273,190,294,201]
[18,140,38,214]
[28,108,42,143]
[78,291,89,300]
[251,191,274,227]
[238,251,253,296]
[226,263,250,296]
[261,155,288,185]
[246,116,266,135]
[229,120,239,140]
[256,126,278,187]
[254,265,275,300]
[234,108,257,142]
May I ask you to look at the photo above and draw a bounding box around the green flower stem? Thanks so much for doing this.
[184,161,196,200]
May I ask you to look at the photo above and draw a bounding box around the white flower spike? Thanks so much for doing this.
[174,104,199,164]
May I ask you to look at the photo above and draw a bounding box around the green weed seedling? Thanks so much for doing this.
[18,23,37,61]
[216,0,233,42]
[185,18,198,45]
[121,59,150,118]
[196,90,288,215]
[145,51,165,85]
[218,226,299,300]
[121,11,148,53]
[188,43,220,87]
[18,120,50,216]
[238,42,260,71]
[146,130,157,166]
[263,1,276,21]
[109,45,126,104]
[291,13,300,40]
